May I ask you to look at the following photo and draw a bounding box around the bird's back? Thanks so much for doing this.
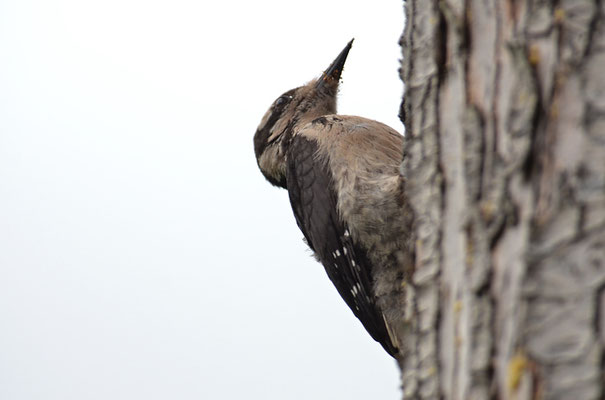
[286,115,411,356]
[295,115,407,251]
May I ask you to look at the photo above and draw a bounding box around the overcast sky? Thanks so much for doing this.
[0,1,405,399]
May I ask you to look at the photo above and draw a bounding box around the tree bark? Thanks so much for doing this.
[399,0,605,399]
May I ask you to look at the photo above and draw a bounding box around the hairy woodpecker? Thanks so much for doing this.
[253,40,413,357]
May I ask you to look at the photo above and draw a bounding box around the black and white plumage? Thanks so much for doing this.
[253,40,413,358]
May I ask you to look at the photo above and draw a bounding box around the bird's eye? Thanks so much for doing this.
[275,95,291,108]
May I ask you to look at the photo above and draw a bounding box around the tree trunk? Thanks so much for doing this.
[398,0,605,399]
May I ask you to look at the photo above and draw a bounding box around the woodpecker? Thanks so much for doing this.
[253,40,413,357]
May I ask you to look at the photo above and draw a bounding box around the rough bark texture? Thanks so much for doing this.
[399,0,605,399]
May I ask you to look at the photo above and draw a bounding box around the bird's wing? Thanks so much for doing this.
[285,134,397,356]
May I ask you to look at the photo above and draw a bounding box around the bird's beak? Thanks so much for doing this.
[316,39,354,89]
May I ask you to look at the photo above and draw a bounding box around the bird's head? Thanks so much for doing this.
[253,39,353,188]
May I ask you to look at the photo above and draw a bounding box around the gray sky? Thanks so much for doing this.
[0,1,405,399]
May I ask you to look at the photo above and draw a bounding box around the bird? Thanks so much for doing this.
[253,39,413,358]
